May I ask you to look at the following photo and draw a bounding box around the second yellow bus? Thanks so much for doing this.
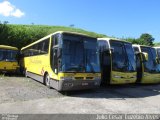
[98,38,137,85]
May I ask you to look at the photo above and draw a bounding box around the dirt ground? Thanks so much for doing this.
[0,76,160,114]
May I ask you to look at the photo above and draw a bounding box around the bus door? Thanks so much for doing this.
[102,50,111,84]
[51,34,61,75]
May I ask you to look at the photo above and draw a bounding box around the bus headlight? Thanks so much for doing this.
[60,77,73,80]
[114,75,122,78]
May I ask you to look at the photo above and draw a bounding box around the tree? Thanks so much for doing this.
[0,21,10,45]
[138,33,154,46]
[125,38,139,44]
[125,33,155,46]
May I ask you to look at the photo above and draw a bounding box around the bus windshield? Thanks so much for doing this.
[124,43,136,71]
[141,47,160,73]
[61,34,100,73]
[0,49,18,62]
[110,41,136,72]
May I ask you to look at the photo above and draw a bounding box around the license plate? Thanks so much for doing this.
[82,83,88,86]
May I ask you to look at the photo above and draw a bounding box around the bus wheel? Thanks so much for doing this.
[45,74,51,88]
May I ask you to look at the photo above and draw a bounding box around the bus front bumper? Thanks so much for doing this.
[58,80,101,91]
[0,68,19,73]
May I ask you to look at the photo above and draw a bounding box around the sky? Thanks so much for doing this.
[0,0,160,42]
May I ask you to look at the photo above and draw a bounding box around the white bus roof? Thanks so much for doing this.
[133,44,152,48]
[154,47,160,48]
[21,31,96,50]
[98,37,131,44]
[0,45,18,50]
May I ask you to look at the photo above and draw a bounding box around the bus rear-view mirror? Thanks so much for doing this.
[110,47,114,53]
[141,52,148,62]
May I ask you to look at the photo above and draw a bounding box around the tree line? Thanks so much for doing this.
[125,33,155,46]
[0,21,158,49]
[0,21,53,49]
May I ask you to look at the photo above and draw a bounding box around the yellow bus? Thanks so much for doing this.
[21,31,101,91]
[133,45,160,84]
[0,45,19,73]
[98,38,137,85]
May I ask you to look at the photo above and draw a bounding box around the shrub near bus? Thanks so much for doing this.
[21,31,101,91]
[0,45,19,73]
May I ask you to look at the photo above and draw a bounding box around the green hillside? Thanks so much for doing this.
[0,24,107,49]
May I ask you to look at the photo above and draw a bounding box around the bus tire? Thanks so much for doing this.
[45,74,51,89]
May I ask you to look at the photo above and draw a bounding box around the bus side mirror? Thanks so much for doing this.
[135,52,148,62]
[110,47,114,53]
[141,52,148,62]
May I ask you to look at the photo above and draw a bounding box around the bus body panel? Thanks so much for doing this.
[24,54,51,76]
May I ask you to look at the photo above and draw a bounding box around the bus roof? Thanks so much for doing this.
[21,31,96,50]
[54,31,95,38]
[0,45,18,50]
[154,46,160,49]
[132,44,152,48]
[98,37,131,44]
